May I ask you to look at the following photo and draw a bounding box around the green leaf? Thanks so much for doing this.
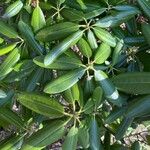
[76,0,86,9]
[61,8,85,21]
[0,21,19,38]
[0,48,20,80]
[18,21,44,55]
[112,72,150,94]
[0,135,24,150]
[83,98,94,114]
[105,107,126,124]
[17,92,64,118]
[112,39,124,66]
[142,23,150,47]
[115,117,133,140]
[78,123,90,149]
[92,86,103,108]
[137,0,150,20]
[77,38,92,58]
[33,55,83,70]
[93,27,116,47]
[44,68,85,94]
[125,95,150,118]
[89,117,103,150]
[22,120,66,149]
[94,42,111,64]
[84,8,107,20]
[36,22,80,42]
[87,29,98,50]
[113,5,140,12]
[62,126,78,150]
[0,43,17,56]
[44,30,83,66]
[131,141,141,150]
[4,60,35,83]
[94,70,123,107]
[2,0,23,18]
[0,90,7,98]
[31,5,46,32]
[26,68,44,92]
[94,10,140,28]
[0,107,24,128]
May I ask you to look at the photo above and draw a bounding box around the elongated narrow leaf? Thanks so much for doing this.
[36,22,80,42]
[94,10,140,28]
[112,39,124,66]
[115,117,133,140]
[89,117,103,150]
[0,48,20,80]
[93,27,116,47]
[17,92,64,118]
[4,60,35,83]
[0,43,17,56]
[61,8,85,21]
[22,120,66,149]
[0,90,7,98]
[44,68,85,94]
[112,72,150,94]
[26,68,44,92]
[33,55,83,70]
[44,30,83,66]
[18,21,44,55]
[125,95,150,118]
[113,5,140,12]
[94,42,111,64]
[95,70,123,107]
[77,38,92,58]
[3,0,23,18]
[105,107,126,124]
[87,29,98,50]
[0,135,23,150]
[62,126,78,150]
[0,108,24,128]
[0,21,19,38]
[142,23,150,47]
[31,5,46,32]
[85,8,107,20]
[137,0,150,20]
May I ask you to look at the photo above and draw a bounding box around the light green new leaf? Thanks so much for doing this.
[0,48,20,80]
[0,43,17,56]
[31,5,46,32]
[17,92,64,118]
[78,38,92,58]
[0,108,24,129]
[0,90,7,98]
[0,21,19,38]
[44,68,85,94]
[94,42,111,64]
[36,22,80,42]
[93,27,116,47]
[44,30,83,66]
[33,55,83,70]
[62,126,78,150]
[3,0,23,18]
[87,29,98,50]
[22,120,66,150]
[112,72,150,94]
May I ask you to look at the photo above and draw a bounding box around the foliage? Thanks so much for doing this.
[0,0,150,149]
